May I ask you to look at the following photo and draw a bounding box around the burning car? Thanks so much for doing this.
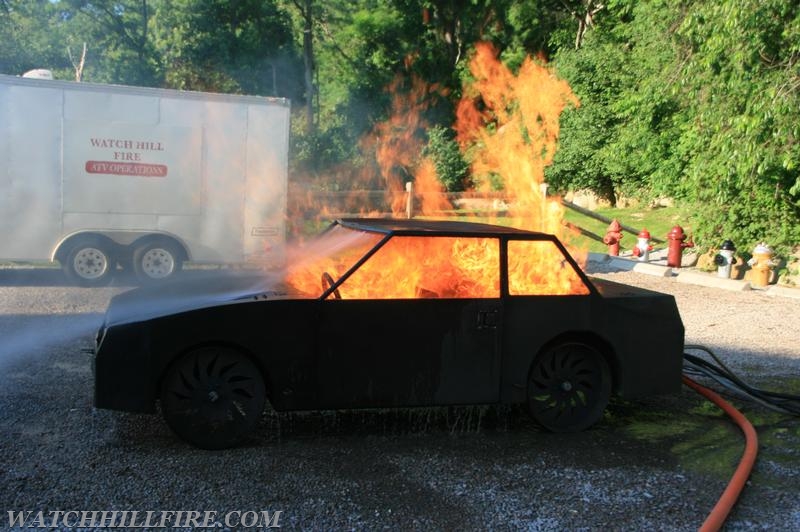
[93,218,684,449]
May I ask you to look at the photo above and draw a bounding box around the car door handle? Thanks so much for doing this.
[477,309,498,329]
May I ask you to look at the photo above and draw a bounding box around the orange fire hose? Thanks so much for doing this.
[682,375,759,532]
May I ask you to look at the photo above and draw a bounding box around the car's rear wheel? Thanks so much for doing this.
[527,341,611,432]
[160,346,266,449]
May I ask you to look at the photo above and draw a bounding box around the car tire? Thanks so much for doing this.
[62,238,115,287]
[160,347,266,449]
[132,239,183,283]
[527,341,612,432]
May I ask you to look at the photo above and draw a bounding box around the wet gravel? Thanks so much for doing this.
[1,266,799,530]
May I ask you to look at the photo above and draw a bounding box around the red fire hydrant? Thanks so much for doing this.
[632,229,653,261]
[603,219,623,256]
[666,225,694,268]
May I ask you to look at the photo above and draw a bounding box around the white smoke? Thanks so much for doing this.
[0,313,101,372]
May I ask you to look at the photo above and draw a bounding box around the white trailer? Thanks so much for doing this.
[0,73,289,285]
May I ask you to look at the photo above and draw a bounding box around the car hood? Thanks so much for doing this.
[589,277,675,299]
[103,271,301,326]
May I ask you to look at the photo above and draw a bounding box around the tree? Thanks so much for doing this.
[59,0,161,86]
[286,0,315,133]
[672,0,800,249]
[0,0,74,76]
[558,0,606,49]
[288,0,575,182]
[548,1,683,205]
[549,0,799,250]
[423,125,470,191]
[152,0,301,97]
[67,41,87,81]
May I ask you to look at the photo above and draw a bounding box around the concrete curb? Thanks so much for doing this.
[765,284,800,299]
[674,270,752,291]
[591,254,675,277]
[587,252,800,298]
[632,262,674,277]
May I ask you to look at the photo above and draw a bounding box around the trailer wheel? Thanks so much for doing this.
[62,238,115,287]
[527,341,611,432]
[160,347,266,449]
[132,240,183,283]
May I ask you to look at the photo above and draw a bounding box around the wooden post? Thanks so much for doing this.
[539,182,549,232]
[406,181,414,219]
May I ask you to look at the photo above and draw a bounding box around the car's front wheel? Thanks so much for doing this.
[160,347,266,449]
[527,341,611,432]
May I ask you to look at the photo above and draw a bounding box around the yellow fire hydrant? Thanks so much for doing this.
[747,243,779,287]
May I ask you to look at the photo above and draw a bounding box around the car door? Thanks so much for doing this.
[314,235,503,409]
[499,237,595,403]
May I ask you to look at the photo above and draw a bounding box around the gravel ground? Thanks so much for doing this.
[0,266,799,530]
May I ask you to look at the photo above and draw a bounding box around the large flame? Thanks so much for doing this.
[455,42,579,236]
[286,228,588,299]
[339,236,499,299]
[287,42,586,299]
[368,73,452,217]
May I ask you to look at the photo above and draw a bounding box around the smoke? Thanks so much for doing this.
[98,226,380,328]
[0,268,284,374]
[0,71,296,370]
[0,227,359,376]
[0,312,101,372]
[101,269,288,327]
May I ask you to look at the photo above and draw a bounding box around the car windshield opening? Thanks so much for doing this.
[285,224,383,297]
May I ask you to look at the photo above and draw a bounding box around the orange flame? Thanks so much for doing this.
[287,43,587,298]
[286,230,588,299]
[456,42,580,236]
[367,74,454,217]
[413,158,451,215]
[340,236,499,299]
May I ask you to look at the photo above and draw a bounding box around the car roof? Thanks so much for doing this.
[336,218,549,237]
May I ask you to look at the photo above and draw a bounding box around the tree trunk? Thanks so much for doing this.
[302,0,315,134]
[68,42,87,82]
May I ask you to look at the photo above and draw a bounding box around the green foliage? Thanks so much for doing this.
[2,0,798,251]
[290,122,359,177]
[0,1,76,76]
[151,0,301,96]
[57,0,162,86]
[547,0,684,206]
[1,0,302,95]
[548,0,799,252]
[423,126,470,191]
[311,1,412,122]
[670,0,800,252]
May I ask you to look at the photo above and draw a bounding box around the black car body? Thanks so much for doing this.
[94,218,684,448]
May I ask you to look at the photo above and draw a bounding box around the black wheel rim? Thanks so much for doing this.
[527,343,611,432]
[161,347,265,449]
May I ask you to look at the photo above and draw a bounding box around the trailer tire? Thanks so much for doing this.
[62,238,115,287]
[132,239,183,283]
